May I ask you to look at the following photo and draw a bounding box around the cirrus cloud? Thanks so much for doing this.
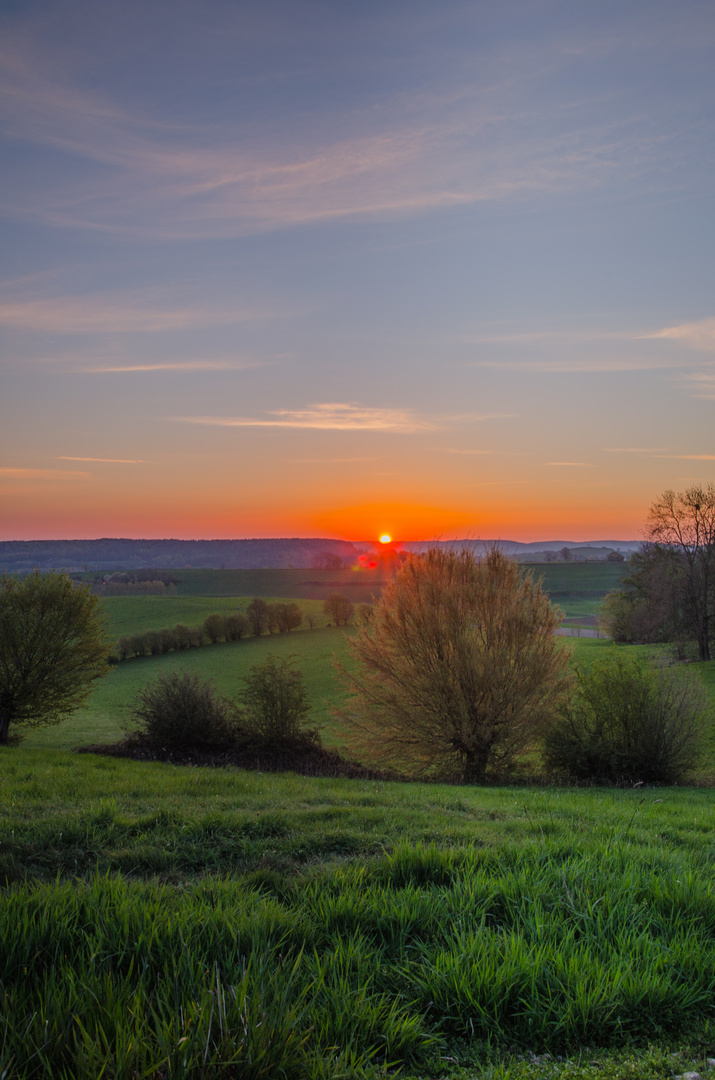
[173,403,436,433]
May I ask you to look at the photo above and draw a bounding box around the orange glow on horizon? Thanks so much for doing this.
[379,534,392,544]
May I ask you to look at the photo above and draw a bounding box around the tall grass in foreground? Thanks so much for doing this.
[3,757,715,1077]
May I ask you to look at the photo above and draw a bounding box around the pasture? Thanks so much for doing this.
[5,560,715,1078]
[1,757,715,1078]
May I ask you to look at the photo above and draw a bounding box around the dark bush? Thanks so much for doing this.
[224,613,250,641]
[247,598,269,636]
[203,613,227,643]
[280,602,303,632]
[128,633,148,658]
[239,656,317,746]
[128,671,241,752]
[544,655,705,784]
[172,624,193,650]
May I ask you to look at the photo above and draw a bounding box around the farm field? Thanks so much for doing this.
[5,561,715,1078]
[20,559,715,771]
[91,560,626,617]
[1,756,715,1078]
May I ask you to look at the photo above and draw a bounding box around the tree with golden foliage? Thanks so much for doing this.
[336,546,571,782]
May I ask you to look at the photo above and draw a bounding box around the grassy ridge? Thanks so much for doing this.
[20,625,356,752]
[1,759,715,1078]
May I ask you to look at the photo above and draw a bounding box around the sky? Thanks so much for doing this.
[1,0,714,543]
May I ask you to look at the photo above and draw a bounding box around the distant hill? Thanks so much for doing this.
[0,535,641,574]
[397,539,640,558]
[0,538,358,574]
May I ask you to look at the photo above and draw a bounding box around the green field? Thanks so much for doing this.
[6,562,715,1078]
[91,561,625,622]
[2,755,715,1078]
[19,565,715,771]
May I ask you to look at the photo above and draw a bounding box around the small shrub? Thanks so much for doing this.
[128,672,240,752]
[143,630,163,656]
[128,633,148,658]
[544,655,706,784]
[172,623,193,650]
[159,627,178,654]
[239,656,317,746]
[225,613,250,641]
[203,613,227,644]
[280,602,303,633]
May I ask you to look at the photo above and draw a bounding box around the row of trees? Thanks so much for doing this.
[115,595,358,662]
[0,573,361,744]
[116,602,303,661]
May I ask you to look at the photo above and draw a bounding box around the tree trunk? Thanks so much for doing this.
[698,614,711,662]
[0,709,10,746]
[462,749,488,784]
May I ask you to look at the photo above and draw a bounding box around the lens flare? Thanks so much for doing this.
[379,534,392,544]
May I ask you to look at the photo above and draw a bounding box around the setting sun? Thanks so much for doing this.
[379,534,392,544]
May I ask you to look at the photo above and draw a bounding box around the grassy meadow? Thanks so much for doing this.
[4,561,715,1079]
[2,757,715,1078]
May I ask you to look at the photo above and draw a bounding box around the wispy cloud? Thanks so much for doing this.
[603,447,715,460]
[80,360,255,373]
[0,467,89,479]
[440,447,495,455]
[0,293,280,334]
[56,456,148,464]
[173,403,435,433]
[0,30,685,240]
[468,355,683,373]
[641,318,715,352]
[680,371,715,398]
[290,456,378,464]
[657,454,715,461]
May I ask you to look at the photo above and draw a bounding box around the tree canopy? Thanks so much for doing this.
[0,570,110,744]
[602,484,715,660]
[337,546,571,782]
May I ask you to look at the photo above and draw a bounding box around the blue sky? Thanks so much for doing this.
[1,0,714,540]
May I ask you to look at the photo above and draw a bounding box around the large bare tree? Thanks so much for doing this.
[646,484,715,661]
[336,546,571,782]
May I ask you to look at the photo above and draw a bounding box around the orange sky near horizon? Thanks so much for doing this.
[2,3,714,545]
[0,479,652,543]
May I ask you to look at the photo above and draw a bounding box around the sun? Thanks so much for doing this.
[379,534,392,544]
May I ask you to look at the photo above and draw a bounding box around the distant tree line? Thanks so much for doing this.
[113,594,359,662]
[115,598,308,661]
